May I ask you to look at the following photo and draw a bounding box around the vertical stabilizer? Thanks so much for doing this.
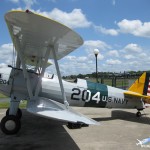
[128,72,150,96]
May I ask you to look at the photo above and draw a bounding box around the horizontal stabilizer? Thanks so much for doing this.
[124,91,150,104]
[27,97,100,125]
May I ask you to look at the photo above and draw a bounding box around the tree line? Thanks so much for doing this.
[62,70,150,79]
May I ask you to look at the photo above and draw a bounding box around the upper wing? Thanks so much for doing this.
[5,10,83,63]
[124,91,150,104]
[27,97,100,125]
[25,57,52,68]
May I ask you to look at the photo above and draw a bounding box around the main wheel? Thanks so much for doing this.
[67,122,82,129]
[136,111,142,117]
[1,115,21,135]
[6,108,22,119]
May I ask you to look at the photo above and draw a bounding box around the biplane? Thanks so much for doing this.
[0,10,150,135]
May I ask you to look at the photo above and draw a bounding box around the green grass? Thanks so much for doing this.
[0,101,27,109]
[0,92,27,109]
[0,93,7,98]
[0,102,10,109]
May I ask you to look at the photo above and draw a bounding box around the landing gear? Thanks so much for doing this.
[67,122,89,129]
[6,108,22,119]
[0,115,21,135]
[67,122,82,129]
[0,95,22,134]
[136,111,142,117]
[1,102,22,134]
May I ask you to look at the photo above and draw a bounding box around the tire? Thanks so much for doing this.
[136,111,141,117]
[6,108,22,119]
[1,115,21,135]
[67,122,82,129]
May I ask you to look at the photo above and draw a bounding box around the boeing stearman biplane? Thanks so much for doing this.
[0,10,150,135]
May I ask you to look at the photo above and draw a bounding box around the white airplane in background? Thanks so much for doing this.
[0,10,150,135]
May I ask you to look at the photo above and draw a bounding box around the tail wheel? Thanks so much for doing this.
[6,108,22,119]
[1,115,21,135]
[136,111,142,117]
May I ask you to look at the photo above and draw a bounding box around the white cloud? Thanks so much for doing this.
[106,59,121,65]
[10,0,37,8]
[78,56,88,62]
[59,56,96,75]
[10,0,19,3]
[84,40,111,54]
[94,19,150,38]
[22,0,37,9]
[0,43,14,65]
[35,8,91,29]
[94,25,118,36]
[127,61,140,66]
[50,0,57,2]
[118,19,150,38]
[65,56,76,61]
[138,53,147,58]
[0,63,8,68]
[124,55,135,60]
[65,56,88,62]
[112,0,116,6]
[88,53,104,61]
[118,19,141,33]
[107,50,119,57]
[124,43,142,53]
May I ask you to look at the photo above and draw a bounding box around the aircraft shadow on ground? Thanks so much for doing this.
[0,110,79,150]
[93,110,150,125]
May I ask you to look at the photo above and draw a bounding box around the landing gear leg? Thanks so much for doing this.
[0,95,22,134]
[6,108,22,119]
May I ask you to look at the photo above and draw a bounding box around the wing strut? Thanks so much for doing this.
[34,46,51,98]
[51,45,69,108]
[14,35,33,100]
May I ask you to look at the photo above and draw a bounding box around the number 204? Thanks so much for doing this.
[71,88,101,103]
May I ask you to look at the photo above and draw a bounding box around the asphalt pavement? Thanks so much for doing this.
[0,107,150,150]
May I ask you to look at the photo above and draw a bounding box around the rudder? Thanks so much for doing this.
[128,72,150,96]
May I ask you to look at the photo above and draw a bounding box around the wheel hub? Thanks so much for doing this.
[5,120,16,131]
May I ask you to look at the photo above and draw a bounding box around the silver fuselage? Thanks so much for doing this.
[0,67,144,110]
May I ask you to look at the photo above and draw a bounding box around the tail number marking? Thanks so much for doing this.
[71,88,81,100]
[71,88,128,104]
[71,88,99,103]
[0,79,7,84]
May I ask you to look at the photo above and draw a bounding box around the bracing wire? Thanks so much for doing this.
[12,42,16,68]
[12,43,15,67]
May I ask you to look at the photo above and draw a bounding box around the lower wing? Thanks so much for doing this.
[27,97,100,125]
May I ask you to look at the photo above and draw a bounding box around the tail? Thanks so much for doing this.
[128,72,150,104]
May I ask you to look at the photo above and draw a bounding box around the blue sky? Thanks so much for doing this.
[0,0,150,75]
